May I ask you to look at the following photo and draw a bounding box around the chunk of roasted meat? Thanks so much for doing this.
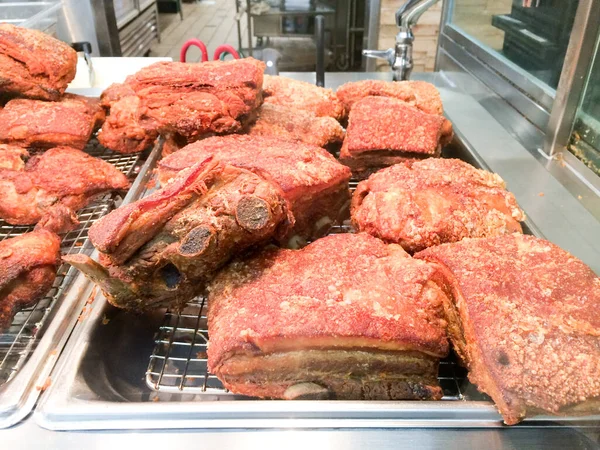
[416,234,600,425]
[98,93,159,154]
[339,96,453,178]
[247,103,344,149]
[98,59,265,153]
[351,159,524,253]
[0,146,130,232]
[336,80,444,117]
[0,144,28,170]
[263,75,345,120]
[0,24,77,101]
[64,157,292,310]
[0,229,61,330]
[208,232,449,400]
[0,94,104,150]
[157,135,351,246]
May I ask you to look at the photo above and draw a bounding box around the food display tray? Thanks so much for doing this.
[144,184,487,404]
[33,82,600,431]
[0,140,145,428]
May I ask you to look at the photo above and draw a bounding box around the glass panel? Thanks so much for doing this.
[569,29,600,176]
[113,0,138,23]
[450,0,579,88]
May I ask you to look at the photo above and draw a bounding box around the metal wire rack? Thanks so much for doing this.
[146,259,486,400]
[0,142,142,387]
[146,178,489,402]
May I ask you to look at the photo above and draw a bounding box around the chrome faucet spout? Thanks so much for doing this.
[396,0,441,30]
[363,0,440,80]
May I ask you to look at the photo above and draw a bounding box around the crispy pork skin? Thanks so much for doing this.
[0,229,61,330]
[263,75,345,120]
[247,103,344,149]
[0,146,130,232]
[65,158,292,310]
[97,94,159,154]
[97,59,265,153]
[207,232,449,400]
[0,144,28,170]
[416,234,600,424]
[339,96,453,177]
[351,159,524,252]
[0,24,77,101]
[157,135,351,246]
[336,80,443,116]
[0,95,104,150]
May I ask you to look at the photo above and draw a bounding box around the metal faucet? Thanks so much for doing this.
[363,0,440,80]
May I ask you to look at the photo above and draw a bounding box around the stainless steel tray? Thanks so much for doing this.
[34,80,600,431]
[36,134,585,431]
[0,140,143,428]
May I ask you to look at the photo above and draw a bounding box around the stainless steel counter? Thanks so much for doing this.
[1,70,599,448]
[4,418,600,450]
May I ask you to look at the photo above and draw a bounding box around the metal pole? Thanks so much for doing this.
[235,0,242,53]
[246,0,253,57]
[315,15,325,87]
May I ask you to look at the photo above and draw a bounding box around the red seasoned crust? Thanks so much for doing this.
[0,144,28,170]
[336,80,443,116]
[0,229,61,330]
[415,234,600,424]
[263,75,345,120]
[207,232,450,374]
[157,135,350,202]
[0,24,77,100]
[0,96,100,150]
[351,159,525,252]
[247,103,344,148]
[126,59,265,138]
[97,59,265,153]
[341,96,452,157]
[157,135,351,243]
[0,146,130,231]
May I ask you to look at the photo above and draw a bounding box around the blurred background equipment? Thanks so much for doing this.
[236,0,368,71]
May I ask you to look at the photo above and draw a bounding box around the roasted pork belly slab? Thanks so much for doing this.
[247,103,344,148]
[0,144,28,170]
[97,59,265,153]
[207,232,449,400]
[157,135,351,245]
[263,75,345,120]
[0,146,130,232]
[351,159,524,253]
[0,229,61,330]
[415,234,600,424]
[336,80,443,117]
[0,95,103,150]
[339,96,453,176]
[0,24,77,101]
[65,158,292,310]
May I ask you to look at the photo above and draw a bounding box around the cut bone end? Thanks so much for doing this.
[235,196,272,232]
[178,226,214,256]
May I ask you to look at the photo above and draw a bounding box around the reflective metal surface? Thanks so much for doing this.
[437,30,551,132]
[33,73,600,434]
[543,0,600,157]
[5,419,600,450]
[0,142,143,429]
[363,0,440,80]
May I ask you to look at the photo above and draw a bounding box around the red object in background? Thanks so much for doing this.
[180,39,240,62]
